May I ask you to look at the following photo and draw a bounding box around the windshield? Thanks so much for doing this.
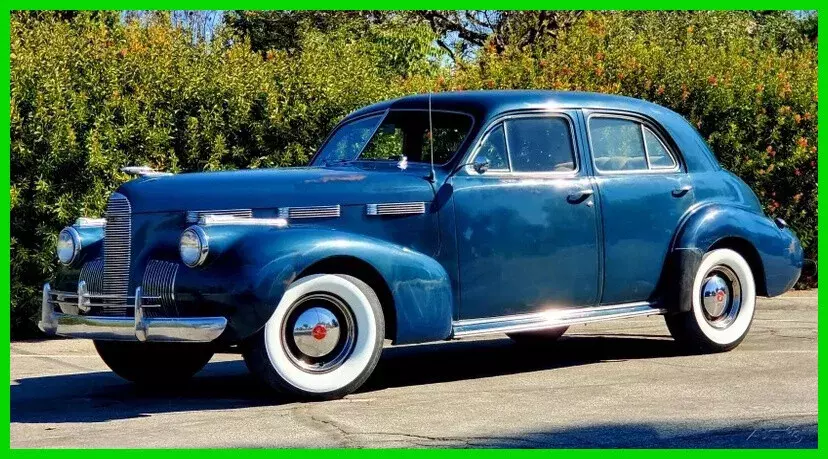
[314,110,473,166]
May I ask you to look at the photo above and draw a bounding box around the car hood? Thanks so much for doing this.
[117,166,436,214]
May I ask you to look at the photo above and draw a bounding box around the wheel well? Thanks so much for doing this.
[708,237,768,296]
[298,256,396,341]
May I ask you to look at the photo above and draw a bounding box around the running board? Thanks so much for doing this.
[451,302,666,338]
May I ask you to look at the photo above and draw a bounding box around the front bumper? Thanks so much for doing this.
[38,283,227,342]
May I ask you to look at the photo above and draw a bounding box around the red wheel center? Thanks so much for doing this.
[311,324,328,340]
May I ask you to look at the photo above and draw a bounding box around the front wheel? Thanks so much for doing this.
[94,341,214,384]
[243,274,385,400]
[665,248,756,353]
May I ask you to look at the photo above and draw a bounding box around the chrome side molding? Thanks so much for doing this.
[366,202,427,216]
[451,302,666,338]
[186,209,253,224]
[197,214,288,227]
[39,283,227,343]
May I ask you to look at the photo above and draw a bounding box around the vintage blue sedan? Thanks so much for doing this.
[41,90,803,399]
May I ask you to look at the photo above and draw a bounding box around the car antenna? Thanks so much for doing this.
[426,91,436,183]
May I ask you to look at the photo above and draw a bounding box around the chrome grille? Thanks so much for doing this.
[78,258,104,293]
[102,192,131,315]
[142,260,179,317]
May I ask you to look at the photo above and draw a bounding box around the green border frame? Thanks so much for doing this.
[2,3,823,452]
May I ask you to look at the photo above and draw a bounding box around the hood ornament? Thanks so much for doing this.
[121,166,173,177]
[397,156,408,170]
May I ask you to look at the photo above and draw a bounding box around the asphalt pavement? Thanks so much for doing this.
[10,290,818,448]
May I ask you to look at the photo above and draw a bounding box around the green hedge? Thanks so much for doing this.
[10,11,817,337]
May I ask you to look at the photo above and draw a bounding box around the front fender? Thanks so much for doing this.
[175,225,453,344]
[665,204,803,312]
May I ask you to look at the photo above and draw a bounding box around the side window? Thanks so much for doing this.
[589,118,648,172]
[589,116,678,172]
[476,124,510,170]
[505,117,576,172]
[643,127,677,168]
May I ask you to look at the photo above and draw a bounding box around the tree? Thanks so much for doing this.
[223,10,394,54]
[413,11,583,63]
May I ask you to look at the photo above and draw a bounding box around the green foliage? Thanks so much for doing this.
[416,10,817,282]
[10,12,435,336]
[10,11,817,337]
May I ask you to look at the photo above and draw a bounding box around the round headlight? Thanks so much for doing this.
[180,226,209,267]
[57,227,81,265]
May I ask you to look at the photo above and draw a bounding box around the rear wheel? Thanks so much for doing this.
[665,248,756,353]
[94,341,214,384]
[243,274,384,400]
[507,326,568,345]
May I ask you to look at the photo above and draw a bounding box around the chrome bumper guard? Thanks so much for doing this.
[38,283,227,342]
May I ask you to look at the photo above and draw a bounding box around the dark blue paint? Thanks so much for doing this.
[595,172,695,304]
[54,90,803,345]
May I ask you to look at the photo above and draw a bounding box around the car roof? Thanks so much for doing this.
[345,90,677,122]
[342,90,720,172]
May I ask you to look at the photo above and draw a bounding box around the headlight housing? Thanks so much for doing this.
[56,227,81,265]
[180,226,209,267]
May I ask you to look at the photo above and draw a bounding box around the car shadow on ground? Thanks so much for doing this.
[12,334,685,425]
[425,420,817,448]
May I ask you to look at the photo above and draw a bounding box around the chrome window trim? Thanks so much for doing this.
[586,112,682,175]
[642,125,678,169]
[464,111,581,178]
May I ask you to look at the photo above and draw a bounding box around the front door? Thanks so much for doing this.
[451,112,601,320]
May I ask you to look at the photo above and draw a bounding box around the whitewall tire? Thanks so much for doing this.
[666,248,756,352]
[243,274,385,400]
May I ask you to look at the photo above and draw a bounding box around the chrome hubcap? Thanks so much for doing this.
[282,293,356,373]
[292,307,341,357]
[700,265,742,329]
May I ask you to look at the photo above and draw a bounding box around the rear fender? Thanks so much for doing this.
[664,204,803,312]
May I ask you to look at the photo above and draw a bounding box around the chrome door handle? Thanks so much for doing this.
[567,189,594,203]
[672,185,693,197]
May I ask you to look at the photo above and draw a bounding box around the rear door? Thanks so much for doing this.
[584,111,695,304]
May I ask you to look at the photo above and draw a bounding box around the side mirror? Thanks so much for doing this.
[473,157,490,174]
